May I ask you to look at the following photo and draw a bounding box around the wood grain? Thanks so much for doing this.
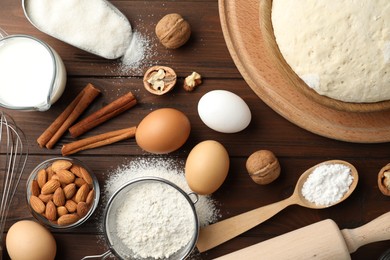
[219,0,390,143]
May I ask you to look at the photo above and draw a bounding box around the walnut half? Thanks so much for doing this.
[143,66,177,95]
[378,163,390,196]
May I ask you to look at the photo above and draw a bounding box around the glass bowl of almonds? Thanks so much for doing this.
[26,157,100,229]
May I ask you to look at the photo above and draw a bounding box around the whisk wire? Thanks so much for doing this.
[0,112,28,254]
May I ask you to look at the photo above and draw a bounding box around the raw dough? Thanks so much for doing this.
[272,0,390,103]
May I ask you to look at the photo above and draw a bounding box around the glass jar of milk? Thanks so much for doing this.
[0,32,66,111]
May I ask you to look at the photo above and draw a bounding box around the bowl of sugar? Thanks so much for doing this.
[0,30,66,111]
[82,177,199,260]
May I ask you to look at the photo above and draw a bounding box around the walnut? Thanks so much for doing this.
[143,66,177,95]
[183,72,202,91]
[246,150,281,185]
[155,13,191,49]
[378,163,390,196]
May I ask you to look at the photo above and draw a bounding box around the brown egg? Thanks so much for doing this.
[6,220,56,260]
[185,140,230,195]
[136,108,191,154]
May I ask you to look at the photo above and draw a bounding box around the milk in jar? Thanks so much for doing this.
[0,35,66,110]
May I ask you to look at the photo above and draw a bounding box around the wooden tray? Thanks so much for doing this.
[219,0,390,143]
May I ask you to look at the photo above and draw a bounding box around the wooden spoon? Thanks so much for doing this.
[196,160,358,253]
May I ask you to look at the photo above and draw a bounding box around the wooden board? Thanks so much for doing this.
[219,0,390,143]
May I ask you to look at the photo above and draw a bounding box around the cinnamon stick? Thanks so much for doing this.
[61,126,136,156]
[69,92,137,138]
[37,83,101,149]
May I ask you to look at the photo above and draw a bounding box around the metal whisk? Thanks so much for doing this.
[0,112,28,258]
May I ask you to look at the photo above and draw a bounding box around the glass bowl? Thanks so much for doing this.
[26,157,100,229]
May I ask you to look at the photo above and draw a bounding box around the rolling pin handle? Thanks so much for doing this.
[341,211,390,253]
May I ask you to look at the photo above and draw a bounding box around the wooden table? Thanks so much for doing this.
[1,1,389,259]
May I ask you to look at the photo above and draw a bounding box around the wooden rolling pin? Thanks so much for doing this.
[215,211,390,260]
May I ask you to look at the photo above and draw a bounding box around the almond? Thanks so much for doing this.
[47,166,55,180]
[65,200,77,213]
[57,206,68,217]
[31,180,40,197]
[57,214,79,226]
[45,200,57,221]
[57,169,75,185]
[86,189,95,205]
[63,183,77,199]
[77,202,89,218]
[38,194,53,203]
[41,179,61,195]
[37,169,47,188]
[74,184,89,203]
[30,195,45,214]
[69,165,83,178]
[79,166,93,186]
[74,177,86,187]
[52,160,73,173]
[53,187,66,206]
[51,174,60,181]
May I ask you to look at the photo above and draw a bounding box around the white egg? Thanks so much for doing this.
[197,90,251,133]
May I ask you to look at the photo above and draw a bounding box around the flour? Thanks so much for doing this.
[104,158,220,259]
[104,157,220,227]
[116,181,195,259]
[301,163,353,206]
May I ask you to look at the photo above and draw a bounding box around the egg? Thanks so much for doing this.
[136,108,191,154]
[185,140,229,195]
[6,220,56,260]
[198,90,251,133]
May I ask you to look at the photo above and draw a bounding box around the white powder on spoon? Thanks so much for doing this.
[301,163,353,206]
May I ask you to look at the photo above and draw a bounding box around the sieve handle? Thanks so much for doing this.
[188,192,199,204]
[80,250,111,260]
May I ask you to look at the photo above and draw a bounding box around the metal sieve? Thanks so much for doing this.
[82,177,199,260]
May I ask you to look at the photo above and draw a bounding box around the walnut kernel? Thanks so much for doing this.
[183,72,202,91]
[155,13,191,49]
[246,150,281,185]
[143,66,177,95]
[378,163,390,196]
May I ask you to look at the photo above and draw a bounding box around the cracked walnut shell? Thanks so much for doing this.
[378,163,390,196]
[143,66,177,95]
[246,150,281,185]
[155,13,191,49]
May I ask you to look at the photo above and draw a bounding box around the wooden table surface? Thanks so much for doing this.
[1,0,390,259]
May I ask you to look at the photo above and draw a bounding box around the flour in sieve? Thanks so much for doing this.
[104,157,220,227]
[301,163,353,206]
[116,181,195,259]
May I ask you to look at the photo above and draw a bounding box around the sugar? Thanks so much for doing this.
[26,0,132,59]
